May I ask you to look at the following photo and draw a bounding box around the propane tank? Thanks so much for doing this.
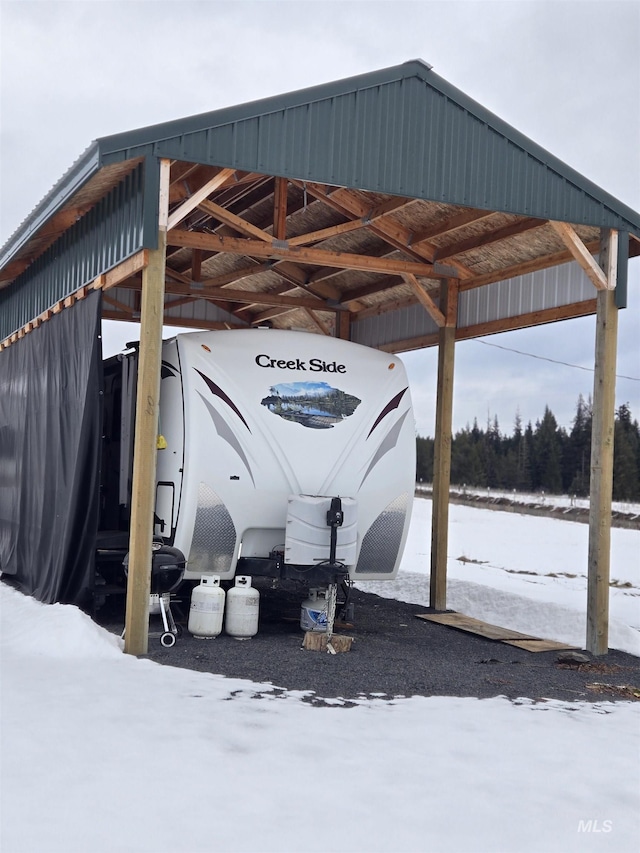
[225,576,260,640]
[300,588,329,632]
[188,575,225,638]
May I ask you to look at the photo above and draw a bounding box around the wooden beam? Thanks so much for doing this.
[115,278,331,311]
[455,300,598,340]
[273,177,288,240]
[411,209,495,244]
[377,299,597,353]
[340,275,404,304]
[303,308,332,335]
[124,158,171,657]
[191,249,202,282]
[298,182,436,261]
[91,250,148,291]
[354,293,419,321]
[167,167,236,230]
[430,280,458,611]
[337,309,351,341]
[287,217,370,247]
[587,229,618,655]
[166,229,449,278]
[296,182,474,278]
[459,240,601,291]
[200,262,272,288]
[197,198,273,242]
[549,221,609,290]
[435,217,546,262]
[377,333,439,353]
[160,316,245,331]
[249,306,297,324]
[103,293,135,317]
[403,273,445,327]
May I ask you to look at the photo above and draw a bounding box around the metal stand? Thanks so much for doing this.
[121,592,182,648]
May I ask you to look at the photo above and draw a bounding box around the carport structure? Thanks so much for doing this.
[1,61,638,656]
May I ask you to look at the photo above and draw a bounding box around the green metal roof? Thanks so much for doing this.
[3,59,639,278]
[95,59,639,230]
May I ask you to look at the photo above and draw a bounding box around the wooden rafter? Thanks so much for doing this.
[167,168,237,230]
[303,308,333,335]
[434,217,547,262]
[103,293,136,317]
[295,181,474,278]
[411,209,496,244]
[197,198,273,242]
[340,274,406,305]
[402,274,445,327]
[549,221,610,290]
[248,305,296,324]
[199,262,272,288]
[296,182,431,259]
[287,217,371,247]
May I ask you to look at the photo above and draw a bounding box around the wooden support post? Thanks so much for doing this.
[587,230,619,655]
[430,280,458,610]
[124,159,170,656]
[337,309,351,341]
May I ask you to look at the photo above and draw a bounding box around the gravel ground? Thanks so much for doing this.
[99,586,640,705]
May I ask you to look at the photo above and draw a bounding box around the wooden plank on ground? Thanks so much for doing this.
[417,611,535,640]
[416,611,577,652]
[504,639,577,652]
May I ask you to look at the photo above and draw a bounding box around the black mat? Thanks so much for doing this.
[98,586,640,705]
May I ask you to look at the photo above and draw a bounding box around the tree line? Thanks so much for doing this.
[416,396,640,501]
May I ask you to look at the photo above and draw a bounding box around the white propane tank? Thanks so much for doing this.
[225,576,260,640]
[188,575,225,638]
[300,588,329,632]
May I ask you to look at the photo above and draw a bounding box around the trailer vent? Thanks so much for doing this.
[188,482,237,574]
[354,493,409,574]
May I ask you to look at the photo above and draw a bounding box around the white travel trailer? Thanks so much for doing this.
[99,329,415,592]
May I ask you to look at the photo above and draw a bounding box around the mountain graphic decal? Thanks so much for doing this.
[260,382,361,429]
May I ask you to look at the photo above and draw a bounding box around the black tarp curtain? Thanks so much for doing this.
[0,291,102,607]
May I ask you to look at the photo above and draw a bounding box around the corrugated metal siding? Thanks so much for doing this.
[353,261,593,350]
[162,296,248,328]
[0,165,145,340]
[458,262,593,328]
[352,303,440,348]
[102,290,250,329]
[98,65,639,233]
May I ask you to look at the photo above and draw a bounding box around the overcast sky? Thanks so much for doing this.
[1,0,638,435]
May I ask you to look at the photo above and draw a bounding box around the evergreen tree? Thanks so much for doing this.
[566,394,592,496]
[416,399,639,500]
[416,435,434,483]
[451,426,484,486]
[529,407,563,493]
[613,403,640,501]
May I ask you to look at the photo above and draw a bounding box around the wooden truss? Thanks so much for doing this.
[89,161,607,349]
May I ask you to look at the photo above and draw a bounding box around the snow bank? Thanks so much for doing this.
[0,583,123,660]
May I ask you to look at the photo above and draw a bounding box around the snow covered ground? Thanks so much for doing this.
[1,500,639,853]
[416,483,640,517]
[359,497,640,656]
